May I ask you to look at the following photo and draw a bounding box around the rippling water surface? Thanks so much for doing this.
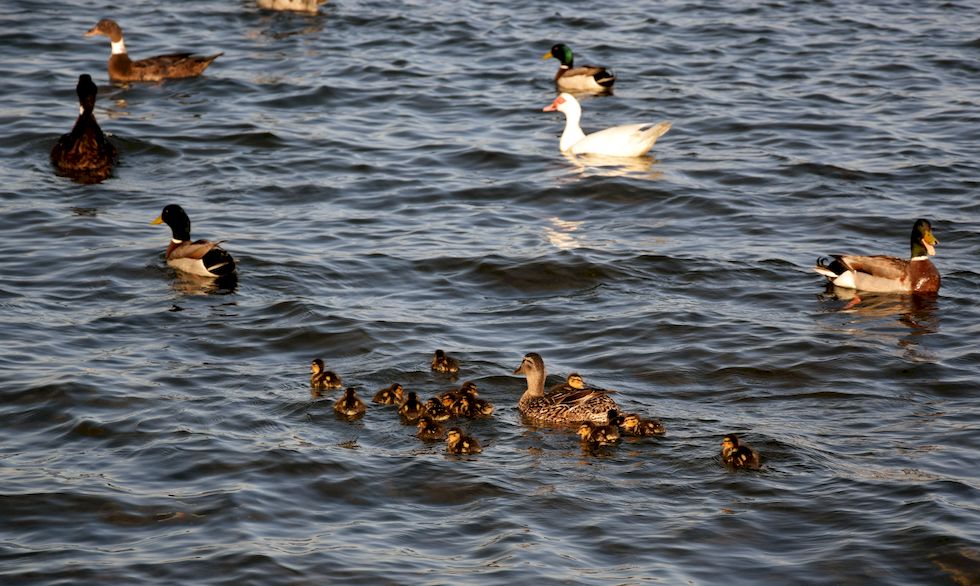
[2,0,979,583]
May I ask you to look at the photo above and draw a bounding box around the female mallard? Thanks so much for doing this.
[51,74,117,183]
[814,218,940,297]
[334,387,366,418]
[541,43,615,93]
[372,383,404,405]
[416,415,445,441]
[446,427,482,455]
[398,391,427,422]
[431,349,460,374]
[85,18,221,83]
[619,413,666,436]
[310,358,342,392]
[721,433,761,470]
[512,352,619,425]
[151,204,236,277]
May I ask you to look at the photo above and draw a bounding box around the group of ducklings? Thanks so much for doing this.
[311,350,487,455]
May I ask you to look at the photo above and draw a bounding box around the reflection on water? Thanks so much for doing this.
[559,151,666,180]
[169,271,239,295]
[544,216,583,250]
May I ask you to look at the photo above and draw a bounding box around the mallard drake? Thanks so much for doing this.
[512,353,619,425]
[814,219,941,297]
[257,0,326,13]
[619,412,666,436]
[372,383,404,405]
[85,19,221,82]
[431,349,460,374]
[446,427,482,455]
[721,434,761,470]
[416,415,445,441]
[541,43,615,93]
[334,387,366,418]
[424,397,452,421]
[577,410,621,446]
[151,204,236,277]
[543,93,671,157]
[398,391,427,422]
[50,74,117,183]
[309,358,342,393]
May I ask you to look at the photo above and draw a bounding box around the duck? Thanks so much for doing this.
[543,93,671,157]
[431,349,460,374]
[577,409,621,446]
[256,0,326,13]
[424,397,452,421]
[333,387,366,418]
[446,427,482,455]
[415,415,445,441]
[85,18,222,82]
[814,219,941,298]
[50,74,117,183]
[398,391,427,422]
[541,43,616,93]
[512,352,619,425]
[451,384,494,418]
[721,433,761,470]
[151,204,236,277]
[619,412,666,436]
[372,383,404,405]
[309,358,342,394]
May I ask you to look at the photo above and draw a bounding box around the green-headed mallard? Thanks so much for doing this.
[398,391,427,422]
[151,204,236,277]
[814,218,940,297]
[541,43,615,93]
[334,387,366,418]
[431,349,460,374]
[50,74,117,184]
[446,427,482,455]
[416,415,445,441]
[85,19,221,83]
[512,352,619,425]
[372,383,404,405]
[619,412,666,436]
[721,433,761,470]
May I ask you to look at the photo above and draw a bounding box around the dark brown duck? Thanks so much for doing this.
[85,18,221,82]
[50,74,116,183]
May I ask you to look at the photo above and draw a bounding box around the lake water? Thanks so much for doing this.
[2,0,979,583]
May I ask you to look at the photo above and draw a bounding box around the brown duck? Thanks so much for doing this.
[85,19,222,82]
[50,74,117,183]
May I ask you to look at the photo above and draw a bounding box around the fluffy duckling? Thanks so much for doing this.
[85,18,222,82]
[541,43,616,93]
[372,383,404,405]
[577,411,621,447]
[310,358,342,392]
[50,74,117,183]
[415,415,445,441]
[814,218,941,298]
[446,427,482,455]
[619,413,666,437]
[431,349,460,374]
[721,434,761,470]
[333,387,366,418]
[398,391,427,422]
[151,204,236,277]
[424,397,452,421]
[513,353,619,425]
[452,384,494,418]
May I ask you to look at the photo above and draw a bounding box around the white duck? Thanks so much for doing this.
[542,93,671,157]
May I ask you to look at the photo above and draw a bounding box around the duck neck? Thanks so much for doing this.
[111,39,127,55]
[523,368,547,398]
[559,107,586,152]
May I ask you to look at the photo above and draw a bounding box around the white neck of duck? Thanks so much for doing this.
[558,103,586,152]
[111,39,127,55]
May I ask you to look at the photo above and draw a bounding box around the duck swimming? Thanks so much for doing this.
[424,397,452,421]
[50,74,117,183]
[721,434,761,470]
[85,18,221,82]
[512,352,619,425]
[446,427,482,455]
[619,413,666,436]
[151,204,236,277]
[416,415,445,441]
[431,349,460,374]
[310,358,342,392]
[398,391,427,422]
[372,383,404,405]
[543,93,671,157]
[541,43,615,93]
[814,218,940,298]
[577,409,622,446]
[256,0,326,12]
[334,387,366,418]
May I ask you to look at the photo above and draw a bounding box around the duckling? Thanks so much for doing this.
[85,18,222,83]
[513,353,619,425]
[333,387,366,418]
[452,385,494,418]
[151,204,236,277]
[619,413,666,437]
[431,349,460,374]
[50,74,117,184]
[541,43,616,93]
[310,358,342,392]
[549,372,590,393]
[577,411,621,446]
[398,391,427,422]
[721,434,761,470]
[372,383,404,405]
[446,427,482,455]
[415,415,445,441]
[424,397,452,421]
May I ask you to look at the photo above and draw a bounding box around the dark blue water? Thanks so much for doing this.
[2,0,979,583]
